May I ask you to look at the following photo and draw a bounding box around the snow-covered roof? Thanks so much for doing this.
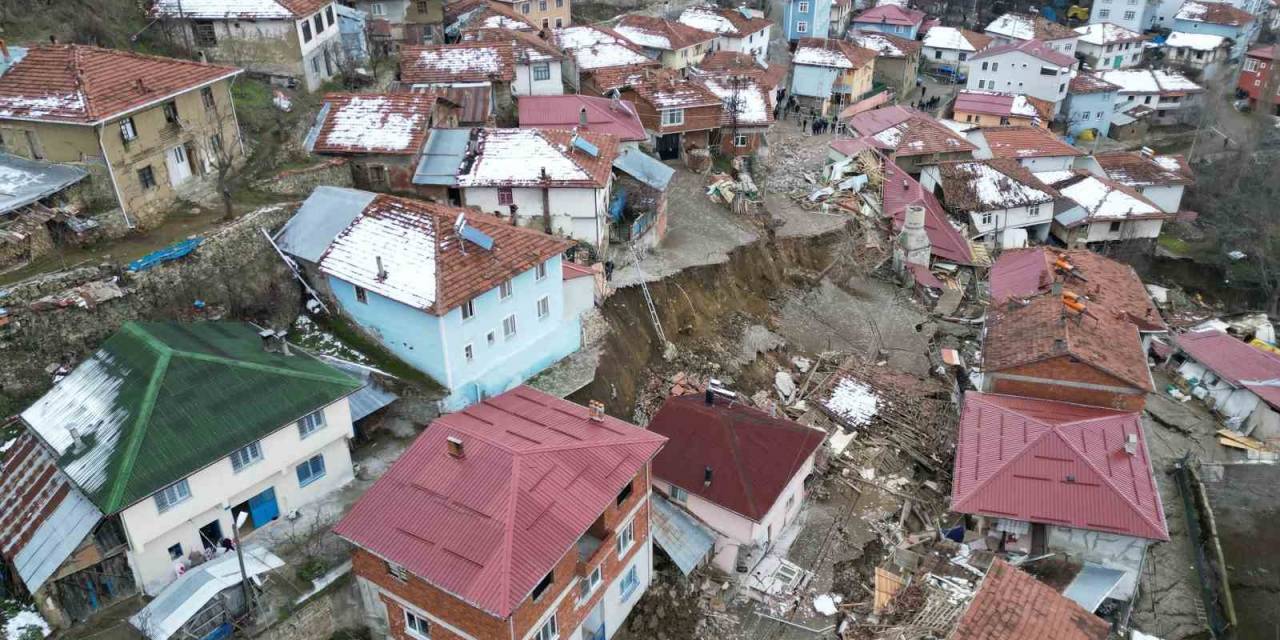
[1165,31,1228,51]
[936,159,1058,211]
[311,93,439,155]
[616,24,673,49]
[1176,0,1254,26]
[457,128,619,188]
[792,38,874,69]
[615,15,715,51]
[1056,173,1166,223]
[985,12,1076,41]
[1073,22,1144,46]
[150,0,326,19]
[849,30,920,58]
[677,5,771,38]
[554,26,653,70]
[400,42,514,83]
[1095,68,1203,94]
[922,26,991,52]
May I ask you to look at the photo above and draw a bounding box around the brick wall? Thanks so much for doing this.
[350,465,653,640]
[990,356,1147,411]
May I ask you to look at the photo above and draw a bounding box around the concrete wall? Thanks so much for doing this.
[1048,526,1150,599]
[1089,2,1153,33]
[966,51,1072,115]
[658,44,711,71]
[172,3,343,91]
[463,184,609,248]
[1138,184,1183,213]
[713,27,770,65]
[1080,217,1165,243]
[508,0,572,29]
[923,45,975,73]
[120,398,355,595]
[513,61,565,96]
[1078,40,1143,69]
[791,64,842,100]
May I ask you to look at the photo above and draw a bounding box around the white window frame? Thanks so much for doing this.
[533,62,551,81]
[533,614,558,640]
[796,20,808,33]
[619,564,639,601]
[733,133,748,147]
[464,343,475,362]
[120,117,138,142]
[371,2,384,15]
[661,109,684,126]
[670,485,688,503]
[980,211,994,226]
[579,564,603,601]
[797,1,809,12]
[461,298,475,320]
[499,279,513,300]
[1027,203,1041,217]
[154,479,192,513]
[388,561,409,581]
[616,518,635,556]
[537,296,550,319]
[296,454,326,487]
[503,314,518,340]
[298,410,326,438]
[404,610,430,639]
[230,440,263,472]
[536,261,548,281]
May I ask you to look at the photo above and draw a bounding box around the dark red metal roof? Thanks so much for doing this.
[647,394,825,522]
[852,4,926,27]
[517,94,647,142]
[879,156,975,265]
[951,393,1168,540]
[0,431,70,562]
[333,387,666,618]
[971,38,1076,68]
[1176,330,1280,410]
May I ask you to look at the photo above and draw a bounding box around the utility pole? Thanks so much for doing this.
[232,511,256,620]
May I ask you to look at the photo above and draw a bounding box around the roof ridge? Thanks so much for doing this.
[724,413,761,518]
[497,457,521,612]
[171,347,359,387]
[518,432,665,455]
[103,338,172,513]
[1045,421,1166,537]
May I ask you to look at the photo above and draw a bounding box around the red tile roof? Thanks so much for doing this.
[312,92,441,155]
[697,51,787,89]
[317,194,572,314]
[677,5,773,38]
[971,38,1076,68]
[616,15,717,50]
[989,248,1165,332]
[151,0,330,19]
[849,30,923,58]
[0,44,240,125]
[984,295,1154,392]
[1069,73,1122,94]
[1177,0,1255,26]
[1093,151,1192,187]
[1176,330,1280,410]
[458,128,620,189]
[334,387,667,618]
[793,37,878,69]
[976,126,1084,159]
[463,28,565,62]
[518,95,647,142]
[845,106,977,158]
[629,69,723,111]
[879,155,975,265]
[953,558,1111,640]
[852,4,926,27]
[450,0,539,31]
[951,394,1167,540]
[647,394,826,522]
[400,41,516,84]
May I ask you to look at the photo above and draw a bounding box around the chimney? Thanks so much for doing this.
[1124,433,1138,455]
[1140,146,1154,159]
[276,331,291,356]
[259,328,277,352]
[588,400,606,422]
[579,106,588,127]
[68,428,86,455]
[704,466,713,487]
[447,436,465,458]
[705,388,715,405]
[376,256,388,281]
[900,204,931,267]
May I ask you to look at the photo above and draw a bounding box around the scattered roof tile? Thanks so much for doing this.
[989,247,1165,331]
[334,386,667,618]
[0,44,240,124]
[648,394,825,521]
[954,558,1112,639]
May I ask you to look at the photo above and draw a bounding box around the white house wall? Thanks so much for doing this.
[1082,218,1164,242]
[464,185,608,247]
[513,62,565,96]
[120,398,356,595]
[1139,184,1184,213]
[966,50,1072,114]
[1017,155,1075,171]
[1047,526,1149,600]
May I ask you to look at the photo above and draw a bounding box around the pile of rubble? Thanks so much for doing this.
[762,133,884,212]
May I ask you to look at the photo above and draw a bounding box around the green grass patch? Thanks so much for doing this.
[311,313,445,394]
[1158,234,1192,256]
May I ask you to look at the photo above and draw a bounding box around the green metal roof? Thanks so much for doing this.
[21,321,362,514]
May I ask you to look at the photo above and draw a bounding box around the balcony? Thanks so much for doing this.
[576,512,610,575]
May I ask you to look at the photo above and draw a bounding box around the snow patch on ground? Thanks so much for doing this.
[4,605,51,639]
[825,377,879,427]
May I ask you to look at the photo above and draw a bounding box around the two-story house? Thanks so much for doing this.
[789,38,876,116]
[622,70,724,160]
[921,158,1061,246]
[460,28,568,96]
[1093,149,1192,213]
[952,91,1053,128]
[952,393,1167,600]
[695,72,775,156]
[678,5,773,65]
[18,321,363,596]
[849,3,926,39]
[1064,73,1121,138]
[0,45,243,230]
[1073,22,1146,69]
[553,25,659,94]
[305,92,460,193]
[984,12,1081,55]
[967,39,1076,116]
[152,0,343,91]
[276,189,592,411]
[647,392,826,574]
[981,294,1154,409]
[615,15,717,72]
[1164,31,1233,78]
[493,0,572,30]
[921,27,993,75]
[967,125,1084,171]
[335,386,667,640]
[400,41,518,118]
[784,0,831,41]
[1174,0,1257,58]
[849,30,922,97]
[844,106,976,174]
[1039,170,1174,247]
[1237,44,1278,112]
[349,0,445,43]
[455,128,619,247]
[1094,68,1204,126]
[1089,0,1159,33]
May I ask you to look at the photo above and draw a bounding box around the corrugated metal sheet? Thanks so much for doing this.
[274,187,374,264]
[320,358,399,422]
[1063,562,1126,612]
[302,102,331,153]
[333,386,667,618]
[13,487,102,591]
[612,148,674,191]
[412,128,470,186]
[131,546,284,640]
[0,152,90,214]
[650,494,714,575]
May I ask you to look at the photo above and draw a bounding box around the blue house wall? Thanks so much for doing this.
[1171,18,1254,59]
[784,0,831,41]
[851,19,918,39]
[790,64,840,99]
[1064,89,1117,137]
[330,254,582,412]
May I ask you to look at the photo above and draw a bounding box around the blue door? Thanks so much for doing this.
[248,487,279,526]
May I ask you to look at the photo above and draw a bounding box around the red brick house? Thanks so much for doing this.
[622,69,723,160]
[335,386,667,640]
[1238,44,1279,114]
[981,295,1154,411]
[308,92,459,194]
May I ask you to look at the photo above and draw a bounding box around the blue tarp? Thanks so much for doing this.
[650,494,716,576]
[128,238,203,272]
[611,148,674,191]
[608,188,626,222]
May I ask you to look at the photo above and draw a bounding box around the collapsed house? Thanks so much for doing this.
[1171,329,1280,438]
